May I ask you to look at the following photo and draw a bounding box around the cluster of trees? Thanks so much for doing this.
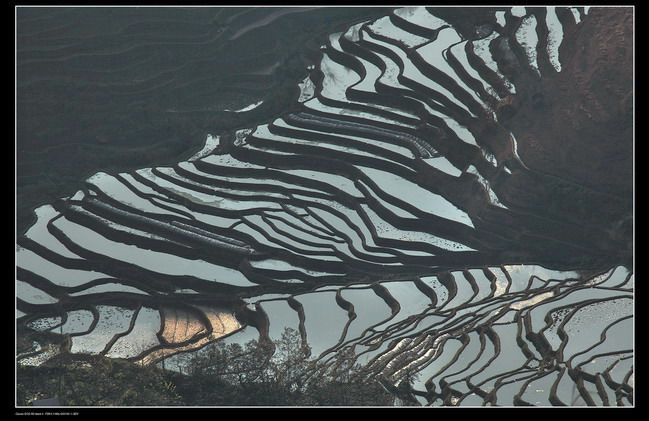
[17,329,400,407]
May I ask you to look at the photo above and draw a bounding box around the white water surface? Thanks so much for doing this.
[189,134,220,161]
[394,7,449,30]
[472,32,517,94]
[545,7,564,72]
[515,14,540,74]
[358,165,474,228]
[368,15,429,48]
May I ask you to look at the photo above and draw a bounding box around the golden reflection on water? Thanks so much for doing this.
[137,305,242,366]
[510,291,555,310]
[161,307,207,344]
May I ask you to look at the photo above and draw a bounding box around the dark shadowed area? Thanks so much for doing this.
[16,6,392,234]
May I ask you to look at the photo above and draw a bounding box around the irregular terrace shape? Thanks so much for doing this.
[17,6,633,407]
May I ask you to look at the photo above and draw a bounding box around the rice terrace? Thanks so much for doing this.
[15,5,634,408]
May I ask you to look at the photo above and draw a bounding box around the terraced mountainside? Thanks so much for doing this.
[16,6,633,406]
[16,6,392,234]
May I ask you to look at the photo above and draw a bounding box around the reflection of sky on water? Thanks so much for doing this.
[16,7,632,406]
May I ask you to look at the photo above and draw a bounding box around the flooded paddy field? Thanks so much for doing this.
[16,6,392,234]
[16,6,633,407]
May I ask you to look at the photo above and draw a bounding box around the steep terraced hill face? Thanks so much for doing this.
[16,6,633,406]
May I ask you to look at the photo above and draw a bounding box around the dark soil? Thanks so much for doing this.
[432,6,633,269]
[503,7,634,267]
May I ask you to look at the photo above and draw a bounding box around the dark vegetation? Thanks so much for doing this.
[16,6,392,234]
[17,328,397,406]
